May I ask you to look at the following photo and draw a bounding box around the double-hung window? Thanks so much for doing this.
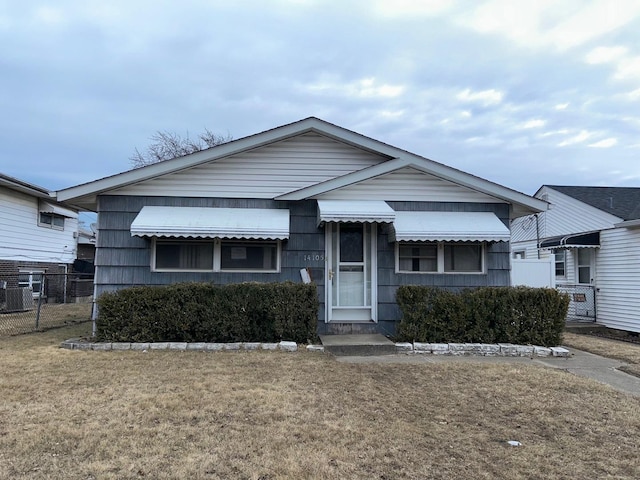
[153,239,280,272]
[554,250,566,278]
[397,242,484,273]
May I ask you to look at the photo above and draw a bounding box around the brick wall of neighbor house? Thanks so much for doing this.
[94,196,327,321]
[0,260,71,302]
[96,196,511,336]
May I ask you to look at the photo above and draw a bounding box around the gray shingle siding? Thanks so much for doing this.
[95,196,510,335]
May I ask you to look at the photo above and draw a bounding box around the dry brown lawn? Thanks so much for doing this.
[1,324,639,480]
[563,331,640,377]
[0,303,91,336]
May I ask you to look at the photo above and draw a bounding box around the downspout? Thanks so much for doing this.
[535,214,541,259]
[91,265,98,337]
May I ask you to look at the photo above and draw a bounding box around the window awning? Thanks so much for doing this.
[317,200,395,226]
[539,231,600,249]
[389,211,510,242]
[39,201,77,218]
[130,206,290,239]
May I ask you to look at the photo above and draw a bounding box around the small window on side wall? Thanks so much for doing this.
[554,250,566,278]
[39,212,65,230]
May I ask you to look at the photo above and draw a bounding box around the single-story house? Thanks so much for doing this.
[0,173,79,309]
[511,185,640,333]
[57,117,546,335]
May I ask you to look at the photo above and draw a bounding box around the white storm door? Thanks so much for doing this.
[326,223,377,322]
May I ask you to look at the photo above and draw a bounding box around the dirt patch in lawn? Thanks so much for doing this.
[0,324,639,479]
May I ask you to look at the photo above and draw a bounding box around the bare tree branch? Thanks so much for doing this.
[130,129,233,168]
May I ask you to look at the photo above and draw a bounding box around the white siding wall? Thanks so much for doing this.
[510,239,541,260]
[314,167,505,203]
[0,187,77,263]
[595,227,640,333]
[511,186,622,243]
[109,133,388,199]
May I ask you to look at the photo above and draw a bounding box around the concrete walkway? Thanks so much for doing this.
[336,347,640,397]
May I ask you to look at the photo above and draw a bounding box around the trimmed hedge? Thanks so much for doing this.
[396,286,569,347]
[96,282,318,343]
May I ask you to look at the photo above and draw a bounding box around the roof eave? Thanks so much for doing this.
[615,219,640,229]
[0,174,52,199]
[56,117,396,203]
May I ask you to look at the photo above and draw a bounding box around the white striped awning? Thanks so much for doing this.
[130,206,290,239]
[317,200,395,226]
[389,211,510,242]
[39,201,77,218]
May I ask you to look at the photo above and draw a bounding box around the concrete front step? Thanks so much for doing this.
[319,334,396,356]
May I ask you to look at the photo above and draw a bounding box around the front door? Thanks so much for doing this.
[325,223,377,322]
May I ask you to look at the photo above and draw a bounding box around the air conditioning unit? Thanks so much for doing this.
[5,287,34,312]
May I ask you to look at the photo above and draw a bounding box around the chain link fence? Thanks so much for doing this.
[556,284,596,321]
[0,273,94,336]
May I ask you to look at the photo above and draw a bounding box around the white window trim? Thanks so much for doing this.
[38,212,65,230]
[554,250,566,279]
[19,270,45,297]
[395,241,486,274]
[575,249,593,285]
[151,238,281,273]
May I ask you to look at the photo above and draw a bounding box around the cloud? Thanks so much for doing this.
[541,129,570,137]
[585,46,628,64]
[456,88,503,106]
[463,0,640,51]
[518,119,545,129]
[588,138,618,148]
[372,0,454,18]
[614,56,640,80]
[554,103,569,110]
[629,88,640,100]
[558,130,594,147]
[304,77,405,99]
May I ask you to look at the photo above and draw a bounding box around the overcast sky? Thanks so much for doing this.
[2,0,640,202]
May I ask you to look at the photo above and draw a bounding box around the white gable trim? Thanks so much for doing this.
[276,157,547,216]
[56,117,546,217]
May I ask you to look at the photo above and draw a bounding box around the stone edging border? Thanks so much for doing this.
[60,339,304,352]
[394,342,570,357]
[61,339,570,357]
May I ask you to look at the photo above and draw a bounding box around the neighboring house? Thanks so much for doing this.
[0,173,79,307]
[57,117,545,335]
[76,226,97,263]
[511,185,640,333]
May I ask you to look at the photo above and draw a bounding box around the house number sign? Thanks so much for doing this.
[303,254,325,262]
